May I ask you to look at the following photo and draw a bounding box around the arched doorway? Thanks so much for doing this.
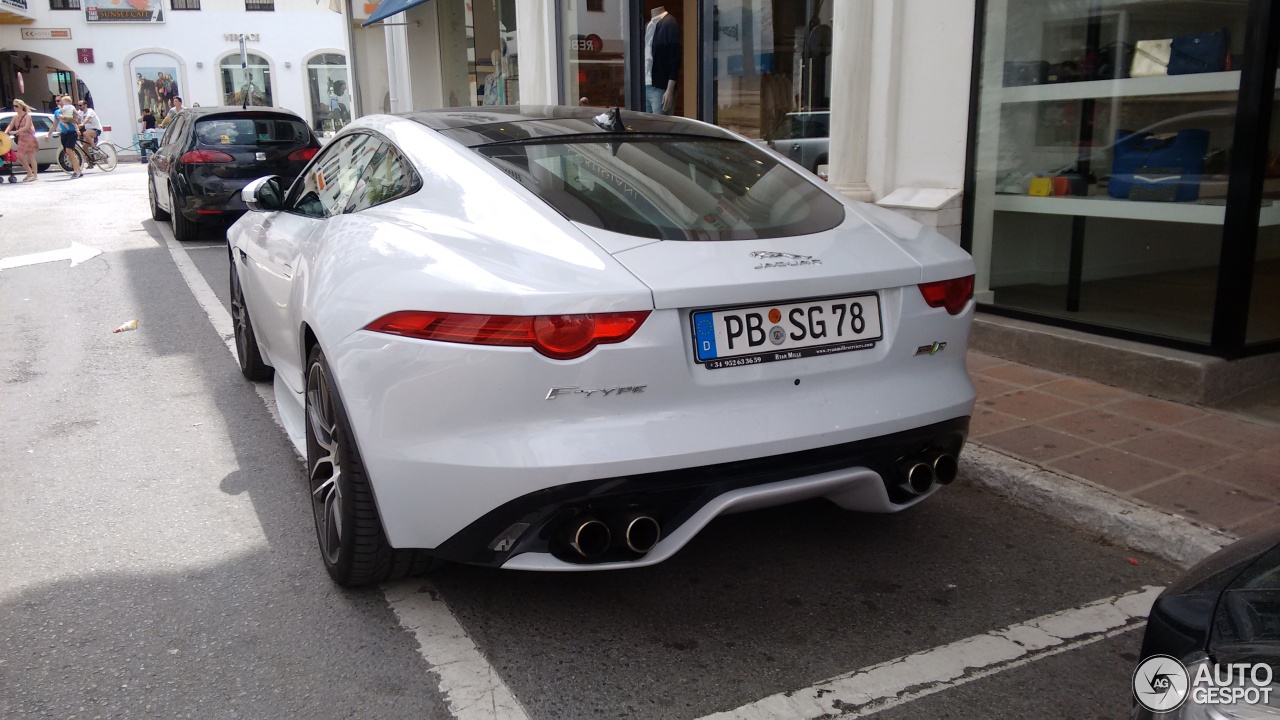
[304,51,350,137]
[1,51,82,114]
[127,50,184,121]
[219,52,273,107]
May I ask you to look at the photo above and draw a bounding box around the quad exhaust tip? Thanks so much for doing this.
[621,514,661,554]
[563,517,612,559]
[902,461,935,496]
[932,453,959,485]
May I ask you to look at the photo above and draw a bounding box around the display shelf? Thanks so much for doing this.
[1001,71,1241,104]
[994,194,1280,226]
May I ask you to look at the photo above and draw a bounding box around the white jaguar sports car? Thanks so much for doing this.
[227,106,977,585]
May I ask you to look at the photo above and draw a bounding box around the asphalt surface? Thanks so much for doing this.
[1,164,1181,719]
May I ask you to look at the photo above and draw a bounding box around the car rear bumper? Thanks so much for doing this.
[175,173,251,223]
[326,301,976,563]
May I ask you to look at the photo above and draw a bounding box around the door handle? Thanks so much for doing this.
[790,143,800,152]
[238,248,248,263]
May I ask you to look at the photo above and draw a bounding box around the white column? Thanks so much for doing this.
[384,21,412,112]
[516,0,559,105]
[827,0,874,202]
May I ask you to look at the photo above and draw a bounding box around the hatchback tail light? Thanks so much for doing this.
[179,149,234,164]
[288,147,319,162]
[918,275,975,315]
[365,311,651,360]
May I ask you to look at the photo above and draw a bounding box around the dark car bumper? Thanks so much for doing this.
[174,173,252,224]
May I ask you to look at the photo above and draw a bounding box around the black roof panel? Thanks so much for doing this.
[403,105,736,147]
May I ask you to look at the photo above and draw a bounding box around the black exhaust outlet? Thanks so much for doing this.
[559,516,612,559]
[617,513,661,554]
[931,453,959,485]
[897,458,936,496]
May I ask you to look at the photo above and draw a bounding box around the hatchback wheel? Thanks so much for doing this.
[170,191,199,241]
[305,347,438,586]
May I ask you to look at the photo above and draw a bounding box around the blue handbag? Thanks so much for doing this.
[1169,29,1230,75]
[1108,129,1210,203]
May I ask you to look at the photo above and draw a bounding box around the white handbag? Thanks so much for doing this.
[1131,39,1172,77]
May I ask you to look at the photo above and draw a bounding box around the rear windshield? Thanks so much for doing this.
[195,116,310,147]
[478,138,844,241]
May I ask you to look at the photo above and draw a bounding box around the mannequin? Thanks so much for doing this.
[644,6,680,115]
[483,49,506,106]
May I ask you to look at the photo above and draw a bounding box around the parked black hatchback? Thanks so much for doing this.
[147,106,319,241]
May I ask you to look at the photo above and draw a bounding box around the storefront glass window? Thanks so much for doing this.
[437,0,518,107]
[220,53,273,107]
[560,0,626,108]
[1248,55,1280,345]
[712,0,832,155]
[970,0,1249,345]
[306,53,351,137]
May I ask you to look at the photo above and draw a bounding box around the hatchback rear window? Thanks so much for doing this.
[478,138,844,241]
[195,117,310,147]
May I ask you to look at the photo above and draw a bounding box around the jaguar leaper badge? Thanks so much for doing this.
[750,251,822,269]
[914,341,947,356]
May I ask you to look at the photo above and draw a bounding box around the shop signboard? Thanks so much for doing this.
[21,28,72,39]
[1,0,29,11]
[86,0,163,23]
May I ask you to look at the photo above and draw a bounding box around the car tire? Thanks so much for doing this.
[170,190,199,241]
[37,164,51,173]
[230,262,272,382]
[149,175,170,221]
[305,346,439,587]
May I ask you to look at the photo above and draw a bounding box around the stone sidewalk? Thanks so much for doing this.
[967,351,1280,539]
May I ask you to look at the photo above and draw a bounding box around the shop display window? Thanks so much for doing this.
[970,0,1261,346]
[306,53,351,137]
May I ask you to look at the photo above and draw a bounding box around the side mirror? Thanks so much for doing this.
[243,175,283,213]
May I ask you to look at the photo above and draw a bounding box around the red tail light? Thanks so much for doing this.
[918,275,975,315]
[179,149,234,164]
[288,147,319,162]
[365,311,651,360]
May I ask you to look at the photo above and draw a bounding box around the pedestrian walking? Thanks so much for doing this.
[160,97,184,128]
[54,106,83,179]
[3,99,41,181]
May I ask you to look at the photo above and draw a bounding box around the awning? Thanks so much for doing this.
[360,0,428,27]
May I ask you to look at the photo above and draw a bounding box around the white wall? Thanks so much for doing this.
[1,0,347,148]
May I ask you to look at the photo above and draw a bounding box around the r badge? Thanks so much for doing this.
[914,341,947,356]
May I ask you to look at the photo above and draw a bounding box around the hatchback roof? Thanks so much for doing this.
[404,105,736,147]
[181,106,305,119]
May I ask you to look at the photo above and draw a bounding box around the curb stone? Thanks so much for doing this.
[962,444,1237,569]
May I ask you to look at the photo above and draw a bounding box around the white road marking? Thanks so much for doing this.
[384,581,530,720]
[700,585,1163,719]
[0,241,101,270]
[157,222,527,720]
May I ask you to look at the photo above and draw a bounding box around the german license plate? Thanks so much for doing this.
[691,293,883,369]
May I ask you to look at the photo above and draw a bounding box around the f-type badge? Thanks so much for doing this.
[546,386,647,400]
[749,251,822,269]
[914,341,947,356]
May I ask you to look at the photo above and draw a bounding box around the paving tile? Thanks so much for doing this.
[1116,431,1237,472]
[965,352,1007,372]
[969,408,1026,438]
[980,390,1086,423]
[1201,455,1280,500]
[972,374,1019,401]
[1050,447,1180,493]
[1176,414,1280,453]
[1231,507,1280,537]
[1044,409,1158,444]
[982,426,1094,463]
[1108,396,1207,427]
[978,363,1062,388]
[1037,378,1133,406]
[1135,476,1274,531]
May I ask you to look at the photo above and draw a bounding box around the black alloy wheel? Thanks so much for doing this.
[229,262,272,381]
[149,174,170,221]
[304,346,438,586]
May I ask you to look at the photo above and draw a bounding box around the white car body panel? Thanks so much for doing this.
[228,109,976,570]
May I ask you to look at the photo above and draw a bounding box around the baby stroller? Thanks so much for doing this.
[0,133,18,183]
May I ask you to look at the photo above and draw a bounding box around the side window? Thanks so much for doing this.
[286,133,378,218]
[32,116,53,132]
[346,141,416,213]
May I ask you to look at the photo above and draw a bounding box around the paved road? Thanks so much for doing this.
[1,165,1179,719]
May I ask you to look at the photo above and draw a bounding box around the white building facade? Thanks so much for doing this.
[1,0,350,148]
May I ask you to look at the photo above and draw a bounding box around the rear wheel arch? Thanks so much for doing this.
[300,323,319,389]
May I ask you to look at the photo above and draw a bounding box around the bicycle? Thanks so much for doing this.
[57,139,118,174]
